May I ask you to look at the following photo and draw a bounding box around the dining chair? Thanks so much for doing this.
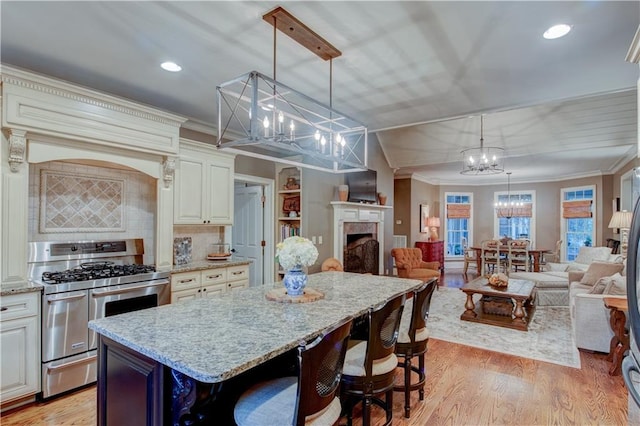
[461,238,477,275]
[481,239,501,276]
[234,318,353,426]
[394,279,437,418]
[543,240,563,264]
[341,292,406,426]
[507,239,530,273]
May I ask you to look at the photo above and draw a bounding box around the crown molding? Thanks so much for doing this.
[1,64,187,127]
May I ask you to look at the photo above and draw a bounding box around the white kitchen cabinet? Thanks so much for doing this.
[170,264,249,303]
[0,292,40,406]
[174,139,235,225]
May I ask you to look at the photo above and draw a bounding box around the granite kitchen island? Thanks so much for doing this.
[89,271,422,426]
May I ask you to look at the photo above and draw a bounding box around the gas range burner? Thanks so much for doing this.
[42,262,156,284]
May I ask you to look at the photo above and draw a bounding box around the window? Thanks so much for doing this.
[445,193,472,257]
[494,190,536,244]
[562,186,595,262]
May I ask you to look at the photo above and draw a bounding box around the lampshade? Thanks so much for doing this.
[461,115,505,175]
[608,210,632,229]
[426,217,440,228]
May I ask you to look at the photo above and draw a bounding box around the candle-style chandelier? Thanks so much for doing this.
[216,7,368,173]
[460,115,505,175]
[494,172,523,219]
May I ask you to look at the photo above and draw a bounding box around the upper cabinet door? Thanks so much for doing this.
[207,157,234,225]
[174,140,235,225]
[174,157,207,224]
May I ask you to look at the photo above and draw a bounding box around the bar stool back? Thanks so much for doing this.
[341,292,406,426]
[394,279,438,418]
[234,318,353,426]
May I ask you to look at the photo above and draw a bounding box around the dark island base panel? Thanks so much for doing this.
[97,336,298,426]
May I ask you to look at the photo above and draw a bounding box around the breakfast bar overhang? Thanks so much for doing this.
[88,272,422,425]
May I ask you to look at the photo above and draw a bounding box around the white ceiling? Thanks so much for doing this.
[1,1,638,184]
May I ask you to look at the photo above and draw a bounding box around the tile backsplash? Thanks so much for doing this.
[173,225,225,263]
[39,170,125,232]
[29,161,157,264]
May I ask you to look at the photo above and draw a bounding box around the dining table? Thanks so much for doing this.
[470,245,551,272]
[89,271,422,426]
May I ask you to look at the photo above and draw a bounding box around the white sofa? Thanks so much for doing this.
[510,246,622,306]
[569,270,626,353]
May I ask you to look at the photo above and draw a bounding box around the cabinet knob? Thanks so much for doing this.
[0,307,7,312]
[202,288,207,292]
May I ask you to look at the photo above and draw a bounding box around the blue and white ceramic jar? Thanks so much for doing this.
[283,265,307,296]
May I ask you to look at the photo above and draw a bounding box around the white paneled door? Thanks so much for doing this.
[233,185,264,286]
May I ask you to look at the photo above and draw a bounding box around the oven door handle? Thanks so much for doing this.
[47,354,97,371]
[46,292,87,303]
[91,279,170,297]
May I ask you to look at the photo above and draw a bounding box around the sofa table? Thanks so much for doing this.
[604,296,629,376]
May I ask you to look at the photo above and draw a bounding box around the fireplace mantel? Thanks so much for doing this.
[331,202,391,275]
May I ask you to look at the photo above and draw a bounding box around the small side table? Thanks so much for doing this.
[604,297,629,376]
[415,241,444,271]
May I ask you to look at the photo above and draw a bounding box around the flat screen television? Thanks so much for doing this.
[346,169,377,203]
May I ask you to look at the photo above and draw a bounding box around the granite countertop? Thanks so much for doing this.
[89,272,422,383]
[171,258,252,273]
[1,281,44,296]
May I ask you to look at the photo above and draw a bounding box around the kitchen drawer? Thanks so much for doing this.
[171,272,201,292]
[201,269,227,285]
[0,293,39,321]
[227,265,249,282]
[227,280,249,291]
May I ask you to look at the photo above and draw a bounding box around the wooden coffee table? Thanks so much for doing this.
[461,277,536,331]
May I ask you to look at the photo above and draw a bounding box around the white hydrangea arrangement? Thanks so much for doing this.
[276,236,319,271]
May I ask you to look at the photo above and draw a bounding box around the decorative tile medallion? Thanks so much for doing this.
[174,237,193,265]
[40,170,125,233]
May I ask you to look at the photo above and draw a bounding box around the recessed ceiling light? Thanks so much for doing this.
[160,61,182,72]
[543,24,571,40]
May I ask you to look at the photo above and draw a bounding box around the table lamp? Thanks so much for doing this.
[608,210,632,257]
[426,217,441,241]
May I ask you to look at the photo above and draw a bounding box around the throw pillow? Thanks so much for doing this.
[579,261,624,286]
[603,273,627,295]
[574,247,613,265]
[546,262,569,272]
[566,263,589,272]
[588,276,612,294]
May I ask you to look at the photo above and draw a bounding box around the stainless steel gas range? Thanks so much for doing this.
[28,239,170,399]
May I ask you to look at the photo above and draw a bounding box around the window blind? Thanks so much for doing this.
[562,200,592,218]
[447,204,470,219]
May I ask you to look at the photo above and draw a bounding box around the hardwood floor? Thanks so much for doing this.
[1,270,629,425]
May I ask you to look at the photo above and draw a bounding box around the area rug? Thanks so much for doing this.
[428,286,581,368]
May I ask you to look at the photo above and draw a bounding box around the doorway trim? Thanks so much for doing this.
[234,173,275,284]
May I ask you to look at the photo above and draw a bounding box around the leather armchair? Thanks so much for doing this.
[391,248,440,283]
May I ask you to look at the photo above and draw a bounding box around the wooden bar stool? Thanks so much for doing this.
[234,318,353,426]
[340,292,406,426]
[394,279,437,418]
